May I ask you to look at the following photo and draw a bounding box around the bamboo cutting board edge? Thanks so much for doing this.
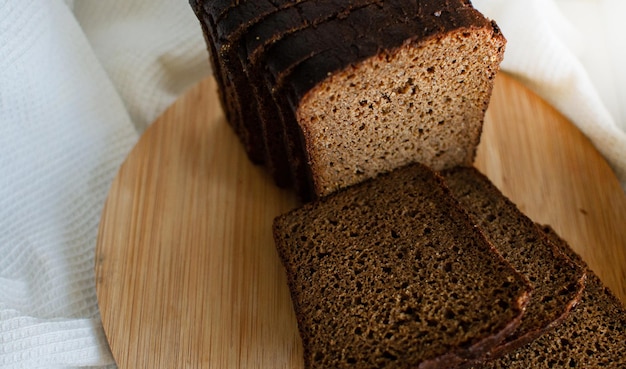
[95,73,626,369]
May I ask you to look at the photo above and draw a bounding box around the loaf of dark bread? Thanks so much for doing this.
[440,166,586,359]
[273,163,531,369]
[192,0,505,200]
[474,225,626,368]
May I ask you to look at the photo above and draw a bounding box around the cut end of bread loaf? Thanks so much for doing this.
[297,26,504,197]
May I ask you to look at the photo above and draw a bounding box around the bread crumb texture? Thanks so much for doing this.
[442,166,586,356]
[273,164,529,369]
[297,28,503,196]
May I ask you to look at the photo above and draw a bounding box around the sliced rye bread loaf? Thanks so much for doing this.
[262,0,505,199]
[474,225,626,368]
[440,166,586,359]
[192,0,505,200]
[273,163,531,369]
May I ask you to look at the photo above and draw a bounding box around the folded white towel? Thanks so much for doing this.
[0,1,207,367]
[0,1,624,368]
[474,0,626,190]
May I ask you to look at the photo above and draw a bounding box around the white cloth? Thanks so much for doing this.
[0,1,624,368]
[0,1,208,368]
[473,0,626,192]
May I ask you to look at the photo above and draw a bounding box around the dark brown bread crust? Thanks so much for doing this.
[267,1,495,98]
[203,0,237,22]
[194,1,321,171]
[216,1,282,40]
[273,163,531,369]
[213,0,305,24]
[193,0,312,182]
[216,1,315,179]
[440,166,586,359]
[190,1,266,165]
[217,2,297,186]
[216,1,298,174]
[234,6,301,188]
[474,225,626,368]
[189,0,232,126]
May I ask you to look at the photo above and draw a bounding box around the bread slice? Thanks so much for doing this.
[273,163,531,369]
[474,225,626,368]
[440,166,586,358]
[259,3,388,199]
[214,1,293,172]
[248,1,388,199]
[260,0,505,198]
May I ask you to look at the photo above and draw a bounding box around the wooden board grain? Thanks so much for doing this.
[95,73,626,369]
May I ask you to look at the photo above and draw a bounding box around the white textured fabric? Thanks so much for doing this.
[0,0,208,368]
[473,0,626,192]
[0,1,624,368]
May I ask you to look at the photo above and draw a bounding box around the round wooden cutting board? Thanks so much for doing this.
[95,73,626,369]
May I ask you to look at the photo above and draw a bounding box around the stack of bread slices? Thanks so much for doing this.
[273,164,626,368]
[191,1,626,368]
